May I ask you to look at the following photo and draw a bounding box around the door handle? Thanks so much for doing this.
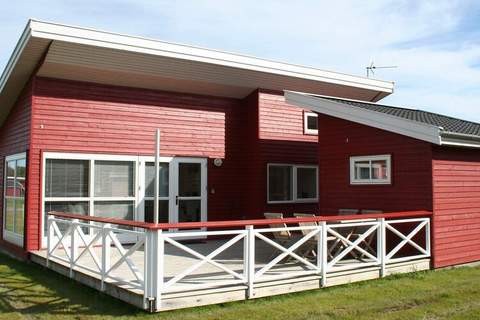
[176,195,179,206]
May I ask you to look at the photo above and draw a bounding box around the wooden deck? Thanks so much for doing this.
[30,239,431,311]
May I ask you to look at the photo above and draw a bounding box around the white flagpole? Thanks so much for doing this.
[154,129,160,224]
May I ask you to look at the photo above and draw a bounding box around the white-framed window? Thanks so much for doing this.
[304,111,318,135]
[267,164,318,203]
[42,152,138,235]
[3,152,26,247]
[350,154,391,185]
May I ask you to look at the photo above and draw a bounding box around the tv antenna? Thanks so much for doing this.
[366,61,397,77]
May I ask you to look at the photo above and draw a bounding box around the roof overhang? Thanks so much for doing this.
[0,19,394,126]
[285,91,480,149]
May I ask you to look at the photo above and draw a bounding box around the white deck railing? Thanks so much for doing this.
[46,211,431,311]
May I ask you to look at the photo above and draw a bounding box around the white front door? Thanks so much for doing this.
[138,157,207,226]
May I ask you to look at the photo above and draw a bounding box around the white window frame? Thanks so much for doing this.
[3,152,26,247]
[41,152,139,246]
[349,154,391,185]
[267,163,318,204]
[304,111,318,135]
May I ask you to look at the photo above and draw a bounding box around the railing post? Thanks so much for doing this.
[378,218,386,277]
[144,229,163,312]
[320,221,327,287]
[101,223,111,291]
[69,219,79,278]
[46,215,52,267]
[425,218,431,258]
[246,225,255,299]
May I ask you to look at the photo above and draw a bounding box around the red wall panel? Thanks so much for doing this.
[26,79,319,249]
[317,114,433,213]
[29,77,246,249]
[242,90,319,218]
[432,146,480,267]
[0,82,32,254]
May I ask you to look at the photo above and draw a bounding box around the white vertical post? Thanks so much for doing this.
[379,218,386,277]
[425,218,431,257]
[154,129,160,224]
[246,225,255,299]
[316,223,322,274]
[70,219,79,278]
[155,229,164,311]
[101,223,111,291]
[321,221,327,287]
[144,229,163,312]
[46,216,52,267]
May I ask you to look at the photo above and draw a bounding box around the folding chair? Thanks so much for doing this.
[294,213,337,259]
[264,213,295,259]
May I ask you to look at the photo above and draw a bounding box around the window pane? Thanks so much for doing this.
[297,167,317,199]
[372,160,388,180]
[5,198,14,232]
[144,200,169,223]
[44,201,89,232]
[178,200,201,223]
[45,159,89,197]
[5,178,15,197]
[145,163,169,197]
[6,160,15,177]
[16,159,26,178]
[354,161,371,180]
[268,166,292,201]
[307,115,318,130]
[14,198,24,235]
[94,201,134,220]
[179,163,201,197]
[94,161,134,197]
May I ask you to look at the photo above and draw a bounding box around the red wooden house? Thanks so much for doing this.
[0,19,479,275]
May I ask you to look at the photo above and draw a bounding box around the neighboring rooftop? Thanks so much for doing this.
[323,96,480,137]
[285,91,480,148]
[0,19,394,126]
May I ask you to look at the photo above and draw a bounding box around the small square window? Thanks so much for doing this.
[267,164,318,203]
[304,112,318,135]
[350,155,391,185]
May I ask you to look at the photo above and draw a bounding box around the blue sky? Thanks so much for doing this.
[1,0,479,121]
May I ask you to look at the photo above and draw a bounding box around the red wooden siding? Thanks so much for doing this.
[26,79,319,249]
[432,146,480,268]
[29,77,246,249]
[242,90,319,218]
[0,82,32,255]
[317,114,433,213]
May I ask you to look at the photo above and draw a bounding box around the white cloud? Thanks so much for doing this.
[1,0,479,121]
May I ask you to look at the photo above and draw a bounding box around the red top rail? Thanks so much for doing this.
[47,210,432,230]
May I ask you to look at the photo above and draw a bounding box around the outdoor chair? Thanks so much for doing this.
[329,209,361,259]
[264,213,296,259]
[294,213,337,259]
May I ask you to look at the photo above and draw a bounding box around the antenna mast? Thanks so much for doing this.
[366,61,398,77]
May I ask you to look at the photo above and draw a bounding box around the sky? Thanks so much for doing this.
[1,0,479,122]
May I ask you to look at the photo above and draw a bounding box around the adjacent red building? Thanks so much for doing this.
[0,20,479,269]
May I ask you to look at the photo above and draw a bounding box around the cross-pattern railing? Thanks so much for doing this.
[46,211,431,312]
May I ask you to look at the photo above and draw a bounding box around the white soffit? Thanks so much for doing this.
[284,91,442,145]
[0,19,395,125]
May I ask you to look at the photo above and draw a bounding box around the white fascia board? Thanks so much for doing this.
[0,21,32,94]
[28,20,394,93]
[285,91,442,145]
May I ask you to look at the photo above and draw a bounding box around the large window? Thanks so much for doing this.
[3,153,26,246]
[267,164,318,203]
[350,155,391,185]
[43,154,136,233]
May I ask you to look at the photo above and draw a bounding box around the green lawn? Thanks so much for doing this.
[0,252,479,320]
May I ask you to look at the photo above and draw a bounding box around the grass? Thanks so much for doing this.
[0,253,479,320]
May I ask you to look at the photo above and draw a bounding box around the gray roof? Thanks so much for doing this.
[323,97,480,137]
